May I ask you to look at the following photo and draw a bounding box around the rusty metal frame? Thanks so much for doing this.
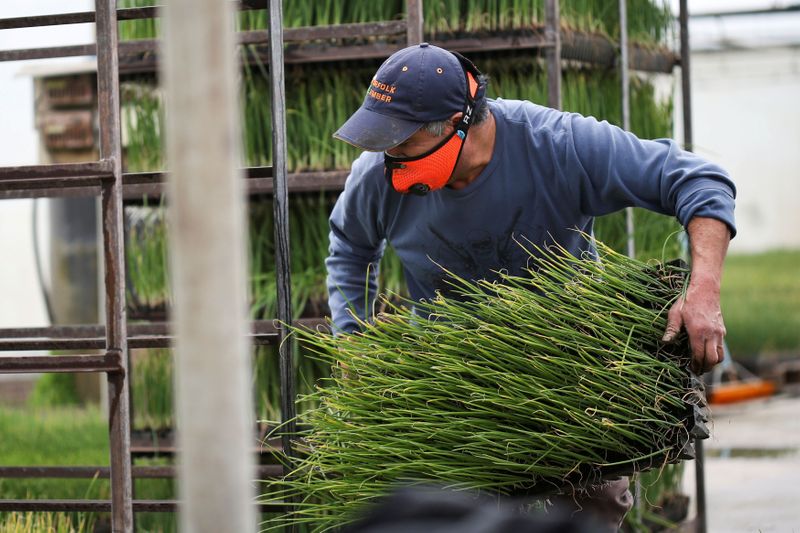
[0,353,122,374]
[406,0,423,45]
[1,4,678,75]
[95,0,134,529]
[545,0,562,110]
[0,500,285,513]
[0,169,350,200]
[0,22,408,63]
[1,28,678,74]
[0,465,282,479]
[266,0,296,469]
[0,319,319,352]
[0,0,127,526]
[0,0,133,527]
[618,0,636,262]
[0,3,268,30]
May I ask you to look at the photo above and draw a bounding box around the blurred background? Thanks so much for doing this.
[0,1,797,532]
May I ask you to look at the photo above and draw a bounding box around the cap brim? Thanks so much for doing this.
[333,106,423,152]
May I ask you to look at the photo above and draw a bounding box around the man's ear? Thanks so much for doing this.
[450,112,463,127]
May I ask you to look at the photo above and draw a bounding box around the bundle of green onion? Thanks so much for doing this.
[262,239,708,531]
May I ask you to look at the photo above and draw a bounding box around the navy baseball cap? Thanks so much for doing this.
[334,43,473,152]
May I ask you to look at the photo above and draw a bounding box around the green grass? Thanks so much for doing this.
[0,407,106,531]
[26,374,81,408]
[0,407,108,472]
[0,406,175,532]
[721,250,800,359]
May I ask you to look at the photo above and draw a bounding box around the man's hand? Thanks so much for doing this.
[663,279,726,374]
[662,217,731,374]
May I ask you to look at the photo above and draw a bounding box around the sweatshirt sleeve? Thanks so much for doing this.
[561,112,737,237]
[325,155,386,334]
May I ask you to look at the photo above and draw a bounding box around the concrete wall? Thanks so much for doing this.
[0,201,49,329]
[0,1,94,329]
[0,1,94,403]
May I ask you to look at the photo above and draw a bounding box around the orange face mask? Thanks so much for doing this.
[384,55,485,196]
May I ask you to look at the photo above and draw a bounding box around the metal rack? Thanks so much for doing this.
[0,13,677,74]
[0,0,420,529]
[0,3,680,204]
[0,2,133,528]
[0,0,704,530]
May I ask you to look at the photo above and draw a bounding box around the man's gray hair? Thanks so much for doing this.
[421,75,490,137]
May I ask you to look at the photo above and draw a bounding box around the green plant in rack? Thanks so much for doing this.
[120,0,672,45]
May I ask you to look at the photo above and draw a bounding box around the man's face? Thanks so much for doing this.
[385,123,454,158]
[382,112,469,194]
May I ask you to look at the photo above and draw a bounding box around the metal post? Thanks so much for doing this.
[162,0,256,530]
[619,0,631,131]
[95,1,133,530]
[619,0,636,259]
[680,0,694,153]
[268,0,297,465]
[545,0,562,110]
[678,3,705,531]
[406,0,424,45]
[618,0,641,504]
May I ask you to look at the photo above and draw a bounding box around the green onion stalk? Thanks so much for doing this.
[261,238,706,531]
[125,204,169,313]
[0,511,95,533]
[131,348,174,431]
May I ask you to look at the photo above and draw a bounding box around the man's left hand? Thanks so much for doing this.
[663,277,726,374]
[663,217,731,374]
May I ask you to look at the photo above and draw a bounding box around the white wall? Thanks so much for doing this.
[0,1,92,329]
[690,46,800,253]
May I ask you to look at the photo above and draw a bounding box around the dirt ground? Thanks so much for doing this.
[682,393,800,532]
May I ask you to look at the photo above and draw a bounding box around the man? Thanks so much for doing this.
[325,43,735,531]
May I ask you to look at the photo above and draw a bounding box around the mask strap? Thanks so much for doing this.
[451,52,486,140]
